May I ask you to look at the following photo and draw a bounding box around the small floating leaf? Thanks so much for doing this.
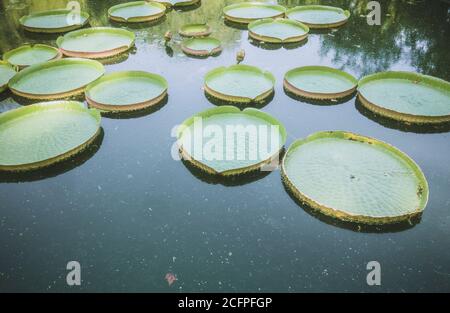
[153,0,200,7]
[204,65,275,103]
[358,71,450,125]
[108,1,166,23]
[286,5,350,29]
[57,27,135,59]
[0,101,101,171]
[223,2,286,24]
[177,106,287,175]
[8,58,105,100]
[3,44,61,68]
[181,37,222,57]
[282,131,429,225]
[179,23,212,37]
[19,9,89,33]
[0,61,16,93]
[248,18,309,43]
[284,66,357,100]
[85,71,168,112]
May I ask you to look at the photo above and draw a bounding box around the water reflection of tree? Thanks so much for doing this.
[281,0,450,80]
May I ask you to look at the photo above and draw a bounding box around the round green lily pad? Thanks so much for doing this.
[153,0,200,7]
[177,106,287,176]
[284,66,358,100]
[8,58,105,100]
[0,101,101,171]
[205,65,275,103]
[248,18,309,43]
[85,71,168,112]
[286,5,350,29]
[0,61,16,93]
[19,9,90,33]
[182,37,222,57]
[358,72,450,125]
[57,27,135,59]
[223,2,286,24]
[108,1,166,23]
[179,23,212,37]
[3,44,62,68]
[282,131,429,225]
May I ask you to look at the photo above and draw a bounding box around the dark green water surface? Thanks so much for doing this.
[0,0,449,292]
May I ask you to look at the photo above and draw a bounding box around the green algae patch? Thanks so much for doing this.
[3,44,61,68]
[182,37,222,57]
[85,71,168,112]
[248,18,309,43]
[284,66,357,100]
[0,101,101,171]
[223,2,286,24]
[358,71,450,125]
[177,106,287,176]
[282,131,429,225]
[19,9,89,33]
[286,5,350,29]
[0,61,16,93]
[57,27,135,59]
[108,1,166,23]
[205,65,275,104]
[179,23,212,37]
[8,58,105,100]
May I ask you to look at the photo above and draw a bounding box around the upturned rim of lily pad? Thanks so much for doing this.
[286,5,350,29]
[284,65,358,100]
[358,71,450,125]
[85,70,168,112]
[181,37,223,57]
[223,2,286,24]
[3,44,62,68]
[0,60,17,93]
[281,131,429,225]
[153,0,201,8]
[8,58,105,100]
[177,105,287,176]
[248,18,309,43]
[0,101,101,172]
[108,1,167,23]
[19,9,90,33]
[204,64,276,103]
[179,23,212,37]
[56,27,136,59]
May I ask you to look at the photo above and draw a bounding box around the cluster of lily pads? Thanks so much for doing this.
[1,1,449,226]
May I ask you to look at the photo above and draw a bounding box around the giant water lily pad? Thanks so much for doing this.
[177,106,287,176]
[205,65,275,103]
[3,44,61,68]
[57,27,135,59]
[0,61,16,93]
[85,71,168,112]
[358,72,450,125]
[9,58,105,100]
[108,1,166,23]
[284,66,357,100]
[182,37,222,57]
[0,101,101,171]
[179,23,212,37]
[223,2,286,24]
[153,0,200,7]
[19,9,90,33]
[248,18,309,43]
[282,131,429,225]
[286,5,350,29]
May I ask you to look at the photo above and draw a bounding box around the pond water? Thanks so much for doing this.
[1,0,449,292]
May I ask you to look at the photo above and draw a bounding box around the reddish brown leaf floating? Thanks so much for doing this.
[165,273,177,286]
